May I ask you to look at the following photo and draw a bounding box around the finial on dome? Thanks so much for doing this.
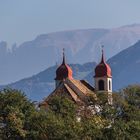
[101,45,105,63]
[62,48,66,64]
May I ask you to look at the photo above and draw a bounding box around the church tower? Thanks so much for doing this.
[94,48,112,93]
[55,49,73,88]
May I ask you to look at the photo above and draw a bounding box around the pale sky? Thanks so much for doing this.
[0,0,140,46]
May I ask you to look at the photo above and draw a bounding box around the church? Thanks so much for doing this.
[40,48,112,108]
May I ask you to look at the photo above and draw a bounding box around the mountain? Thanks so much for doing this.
[1,40,140,101]
[1,24,140,84]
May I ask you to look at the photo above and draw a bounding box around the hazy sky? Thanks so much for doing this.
[0,0,140,45]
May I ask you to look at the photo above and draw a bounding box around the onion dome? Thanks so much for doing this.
[94,49,112,78]
[55,49,73,80]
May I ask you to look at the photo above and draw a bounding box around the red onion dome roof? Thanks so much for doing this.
[95,49,112,78]
[55,49,73,80]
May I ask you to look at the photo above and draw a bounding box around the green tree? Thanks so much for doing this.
[45,96,81,140]
[0,85,140,140]
[0,88,36,139]
[103,85,140,140]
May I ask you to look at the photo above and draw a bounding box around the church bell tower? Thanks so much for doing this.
[94,48,112,103]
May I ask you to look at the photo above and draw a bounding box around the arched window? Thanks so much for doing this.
[98,80,104,90]
[109,80,111,90]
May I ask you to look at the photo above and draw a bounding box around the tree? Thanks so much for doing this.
[103,85,140,140]
[44,96,81,140]
[0,88,36,139]
[0,85,140,139]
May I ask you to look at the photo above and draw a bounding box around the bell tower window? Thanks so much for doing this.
[109,80,111,90]
[98,80,104,90]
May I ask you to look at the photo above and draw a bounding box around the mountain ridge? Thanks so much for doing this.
[1,40,140,101]
[1,24,140,84]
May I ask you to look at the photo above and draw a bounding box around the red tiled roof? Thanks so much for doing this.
[55,63,73,80]
[41,79,96,107]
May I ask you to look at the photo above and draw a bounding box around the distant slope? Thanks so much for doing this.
[1,62,96,101]
[1,24,140,84]
[108,40,140,90]
[85,40,140,90]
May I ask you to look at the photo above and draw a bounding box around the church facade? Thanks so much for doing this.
[40,49,112,108]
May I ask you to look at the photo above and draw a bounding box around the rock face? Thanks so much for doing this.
[1,24,140,84]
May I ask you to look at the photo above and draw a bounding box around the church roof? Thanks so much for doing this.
[41,79,96,106]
